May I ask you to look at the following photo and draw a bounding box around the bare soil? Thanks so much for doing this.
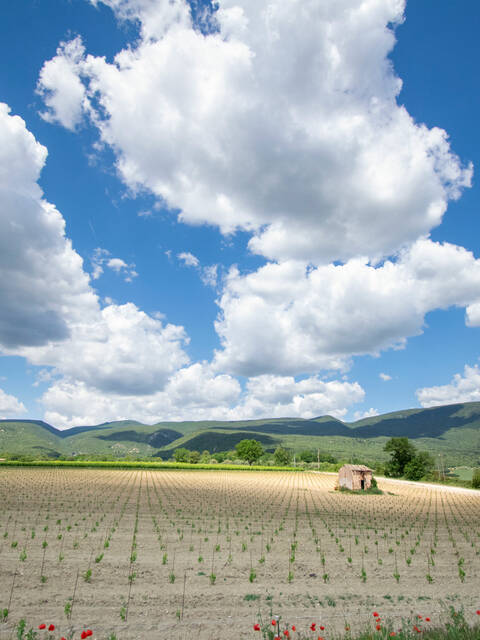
[0,469,479,639]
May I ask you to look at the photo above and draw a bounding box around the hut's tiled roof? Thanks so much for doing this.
[339,464,372,471]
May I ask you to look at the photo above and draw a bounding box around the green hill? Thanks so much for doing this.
[1,401,480,466]
[153,430,277,458]
[0,420,65,458]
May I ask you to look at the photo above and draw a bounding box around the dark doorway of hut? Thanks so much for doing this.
[361,479,365,490]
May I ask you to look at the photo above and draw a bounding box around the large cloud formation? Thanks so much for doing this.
[0,104,189,397]
[37,0,471,264]
[42,365,364,427]
[0,103,100,350]
[1,103,364,426]
[30,0,480,420]
[214,239,480,376]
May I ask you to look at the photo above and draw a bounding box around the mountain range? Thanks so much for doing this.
[1,401,480,467]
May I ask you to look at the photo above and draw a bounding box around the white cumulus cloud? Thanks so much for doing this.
[37,0,471,263]
[416,364,480,407]
[214,239,480,376]
[233,375,365,421]
[380,373,392,381]
[353,407,379,421]
[0,103,98,349]
[0,104,190,399]
[42,362,241,427]
[0,388,27,418]
[23,303,190,396]
[36,37,87,131]
[41,367,364,428]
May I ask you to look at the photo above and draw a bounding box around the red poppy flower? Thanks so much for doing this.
[417,615,422,619]
[373,612,379,617]
[272,620,277,626]
[317,637,324,640]
[284,631,289,637]
[425,618,430,622]
[376,624,382,631]
[38,624,46,630]
[345,626,350,631]
[310,623,316,631]
[81,632,87,639]
[61,638,67,640]
[274,636,280,640]
[477,611,480,616]
[86,631,93,637]
[48,625,55,632]
[253,623,261,631]
[291,626,296,632]
[320,625,325,630]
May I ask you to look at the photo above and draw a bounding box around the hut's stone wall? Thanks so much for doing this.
[338,465,372,490]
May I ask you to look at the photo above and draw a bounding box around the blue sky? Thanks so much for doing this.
[0,0,480,428]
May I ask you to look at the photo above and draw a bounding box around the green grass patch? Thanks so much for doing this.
[0,459,300,472]
[447,467,474,482]
[253,608,480,639]
[339,486,384,495]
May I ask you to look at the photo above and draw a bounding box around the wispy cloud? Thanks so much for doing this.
[178,252,200,268]
[91,248,138,282]
[177,252,218,287]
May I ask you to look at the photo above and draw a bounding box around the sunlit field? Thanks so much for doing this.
[0,469,479,639]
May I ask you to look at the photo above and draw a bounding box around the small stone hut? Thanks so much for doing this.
[338,464,373,491]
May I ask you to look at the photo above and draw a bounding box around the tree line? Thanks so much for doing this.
[172,439,337,467]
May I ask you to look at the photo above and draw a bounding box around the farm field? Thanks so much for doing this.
[0,469,479,639]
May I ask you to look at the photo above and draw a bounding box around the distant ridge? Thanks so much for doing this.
[63,420,148,438]
[1,402,480,466]
[1,419,59,436]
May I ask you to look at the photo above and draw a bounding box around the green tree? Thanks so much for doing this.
[273,447,292,466]
[299,449,336,464]
[384,437,416,477]
[235,439,264,465]
[299,450,315,463]
[188,450,200,464]
[404,451,434,481]
[173,448,190,463]
[472,468,480,489]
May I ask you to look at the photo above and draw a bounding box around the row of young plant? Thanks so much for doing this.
[1,470,137,580]
[0,467,140,627]
[1,467,480,637]
[2,468,479,593]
